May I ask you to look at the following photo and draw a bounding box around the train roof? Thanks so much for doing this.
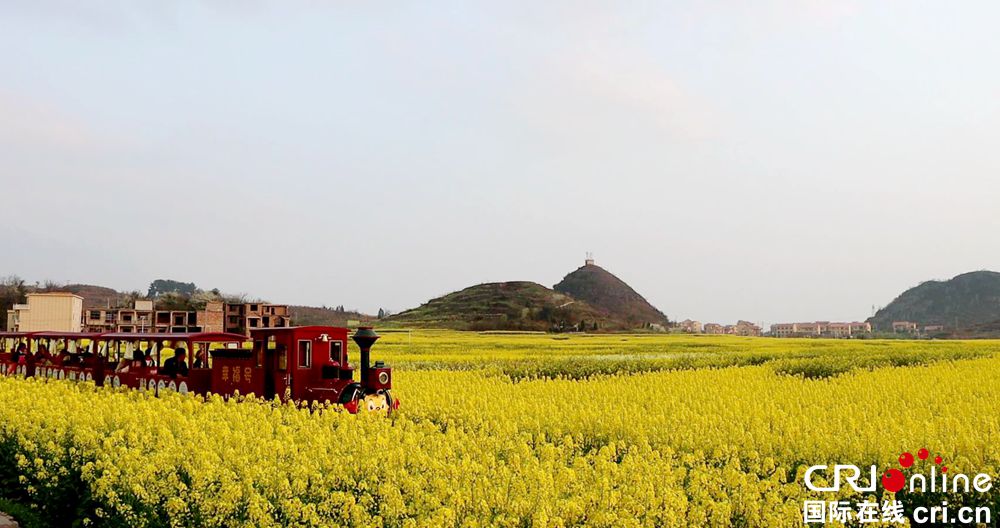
[0,332,35,338]
[98,332,250,342]
[32,331,107,339]
[249,325,349,334]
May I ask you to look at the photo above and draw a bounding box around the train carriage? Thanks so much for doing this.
[96,331,249,395]
[0,326,395,413]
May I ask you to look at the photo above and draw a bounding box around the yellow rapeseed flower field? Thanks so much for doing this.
[2,332,999,527]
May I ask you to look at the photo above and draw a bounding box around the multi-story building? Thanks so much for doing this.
[700,321,762,336]
[770,321,872,338]
[892,321,919,334]
[703,323,725,335]
[770,323,798,337]
[4,307,17,331]
[223,303,291,335]
[676,319,703,333]
[7,293,84,332]
[850,322,872,335]
[826,322,853,338]
[84,303,210,333]
[732,320,762,337]
[82,301,289,336]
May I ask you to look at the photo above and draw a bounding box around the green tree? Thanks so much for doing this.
[0,275,27,318]
[147,279,197,298]
[156,292,195,311]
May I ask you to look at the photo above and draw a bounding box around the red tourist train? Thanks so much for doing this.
[0,326,396,413]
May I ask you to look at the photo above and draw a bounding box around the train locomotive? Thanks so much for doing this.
[0,326,396,413]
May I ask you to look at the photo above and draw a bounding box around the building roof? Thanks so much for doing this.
[26,292,84,299]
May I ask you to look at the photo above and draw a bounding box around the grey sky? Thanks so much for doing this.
[3,1,1000,325]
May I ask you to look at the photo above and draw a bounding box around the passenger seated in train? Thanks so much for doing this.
[161,348,189,378]
[61,352,82,367]
[80,350,95,367]
[192,348,208,369]
[56,347,76,366]
[115,351,146,374]
[6,344,26,374]
[144,346,158,368]
[36,344,54,364]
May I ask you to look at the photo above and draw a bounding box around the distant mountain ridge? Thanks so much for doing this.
[870,271,1000,331]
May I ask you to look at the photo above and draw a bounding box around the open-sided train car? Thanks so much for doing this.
[0,326,396,413]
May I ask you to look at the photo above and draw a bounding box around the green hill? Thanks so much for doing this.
[387,260,670,331]
[553,263,669,327]
[385,281,618,331]
[869,271,1000,331]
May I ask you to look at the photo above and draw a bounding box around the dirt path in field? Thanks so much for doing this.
[0,512,17,527]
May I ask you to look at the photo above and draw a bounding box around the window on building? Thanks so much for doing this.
[297,340,311,368]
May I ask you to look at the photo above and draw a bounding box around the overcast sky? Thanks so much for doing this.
[3,1,1000,325]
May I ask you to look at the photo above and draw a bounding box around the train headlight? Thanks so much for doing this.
[378,371,389,385]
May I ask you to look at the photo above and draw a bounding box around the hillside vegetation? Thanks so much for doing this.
[388,262,671,331]
[870,270,1000,331]
[289,305,370,327]
[385,281,613,331]
[553,263,669,327]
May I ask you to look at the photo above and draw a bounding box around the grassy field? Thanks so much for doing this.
[2,332,1000,527]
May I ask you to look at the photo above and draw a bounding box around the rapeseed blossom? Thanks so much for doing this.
[0,332,998,526]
